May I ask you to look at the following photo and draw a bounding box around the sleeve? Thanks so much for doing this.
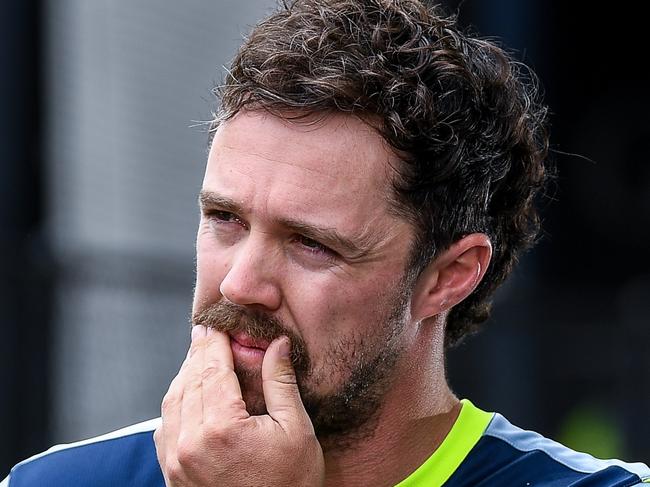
[0,474,9,487]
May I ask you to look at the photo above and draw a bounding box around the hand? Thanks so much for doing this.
[154,325,325,486]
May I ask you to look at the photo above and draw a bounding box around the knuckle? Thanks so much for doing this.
[264,371,298,386]
[200,366,218,382]
[165,461,184,483]
[185,343,201,362]
[200,363,231,382]
[277,369,298,385]
[160,393,179,414]
[152,427,162,446]
[203,422,236,445]
[165,375,182,395]
[189,337,204,355]
[176,436,199,468]
[185,376,202,392]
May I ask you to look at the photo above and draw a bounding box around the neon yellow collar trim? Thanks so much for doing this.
[395,399,493,487]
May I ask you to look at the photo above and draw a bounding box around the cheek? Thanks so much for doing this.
[192,234,228,311]
[286,271,396,350]
[288,271,407,394]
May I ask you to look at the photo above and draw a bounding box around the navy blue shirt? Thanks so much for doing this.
[4,402,649,486]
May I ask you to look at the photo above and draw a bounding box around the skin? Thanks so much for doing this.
[154,111,492,486]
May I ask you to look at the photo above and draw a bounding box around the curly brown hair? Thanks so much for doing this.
[212,0,550,348]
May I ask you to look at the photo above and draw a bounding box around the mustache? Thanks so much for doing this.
[191,300,310,373]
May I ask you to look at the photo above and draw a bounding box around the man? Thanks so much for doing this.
[3,0,649,485]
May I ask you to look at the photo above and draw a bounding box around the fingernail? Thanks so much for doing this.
[278,337,291,359]
[191,325,206,340]
[206,326,215,336]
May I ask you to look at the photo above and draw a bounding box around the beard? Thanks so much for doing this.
[191,287,410,450]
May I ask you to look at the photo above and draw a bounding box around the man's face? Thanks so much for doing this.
[192,111,416,442]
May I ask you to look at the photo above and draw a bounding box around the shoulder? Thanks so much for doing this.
[448,412,650,487]
[3,418,164,487]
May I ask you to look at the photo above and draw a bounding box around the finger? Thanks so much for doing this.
[158,373,182,459]
[262,336,309,427]
[157,332,196,468]
[153,425,165,466]
[202,328,248,425]
[189,323,207,358]
[179,325,208,437]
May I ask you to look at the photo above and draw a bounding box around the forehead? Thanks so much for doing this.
[204,111,401,230]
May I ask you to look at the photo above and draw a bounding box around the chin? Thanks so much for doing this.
[235,365,268,416]
[242,389,268,416]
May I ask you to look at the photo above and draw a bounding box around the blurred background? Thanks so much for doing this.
[1,0,648,476]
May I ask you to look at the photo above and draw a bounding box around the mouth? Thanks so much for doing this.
[229,332,271,359]
[230,331,271,350]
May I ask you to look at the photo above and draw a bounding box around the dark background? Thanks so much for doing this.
[2,0,648,476]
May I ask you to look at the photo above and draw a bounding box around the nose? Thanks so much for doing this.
[219,234,282,310]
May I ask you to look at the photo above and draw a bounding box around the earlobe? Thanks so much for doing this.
[410,233,492,323]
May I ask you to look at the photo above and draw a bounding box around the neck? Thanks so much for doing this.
[321,319,460,487]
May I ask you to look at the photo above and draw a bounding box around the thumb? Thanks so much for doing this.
[261,336,308,426]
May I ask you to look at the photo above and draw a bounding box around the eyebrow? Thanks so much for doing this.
[199,191,243,215]
[198,189,372,258]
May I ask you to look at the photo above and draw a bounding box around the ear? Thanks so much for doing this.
[410,233,492,323]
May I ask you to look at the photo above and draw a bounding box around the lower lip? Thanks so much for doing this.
[230,338,266,362]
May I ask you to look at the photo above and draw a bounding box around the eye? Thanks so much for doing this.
[205,210,245,226]
[295,235,335,257]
